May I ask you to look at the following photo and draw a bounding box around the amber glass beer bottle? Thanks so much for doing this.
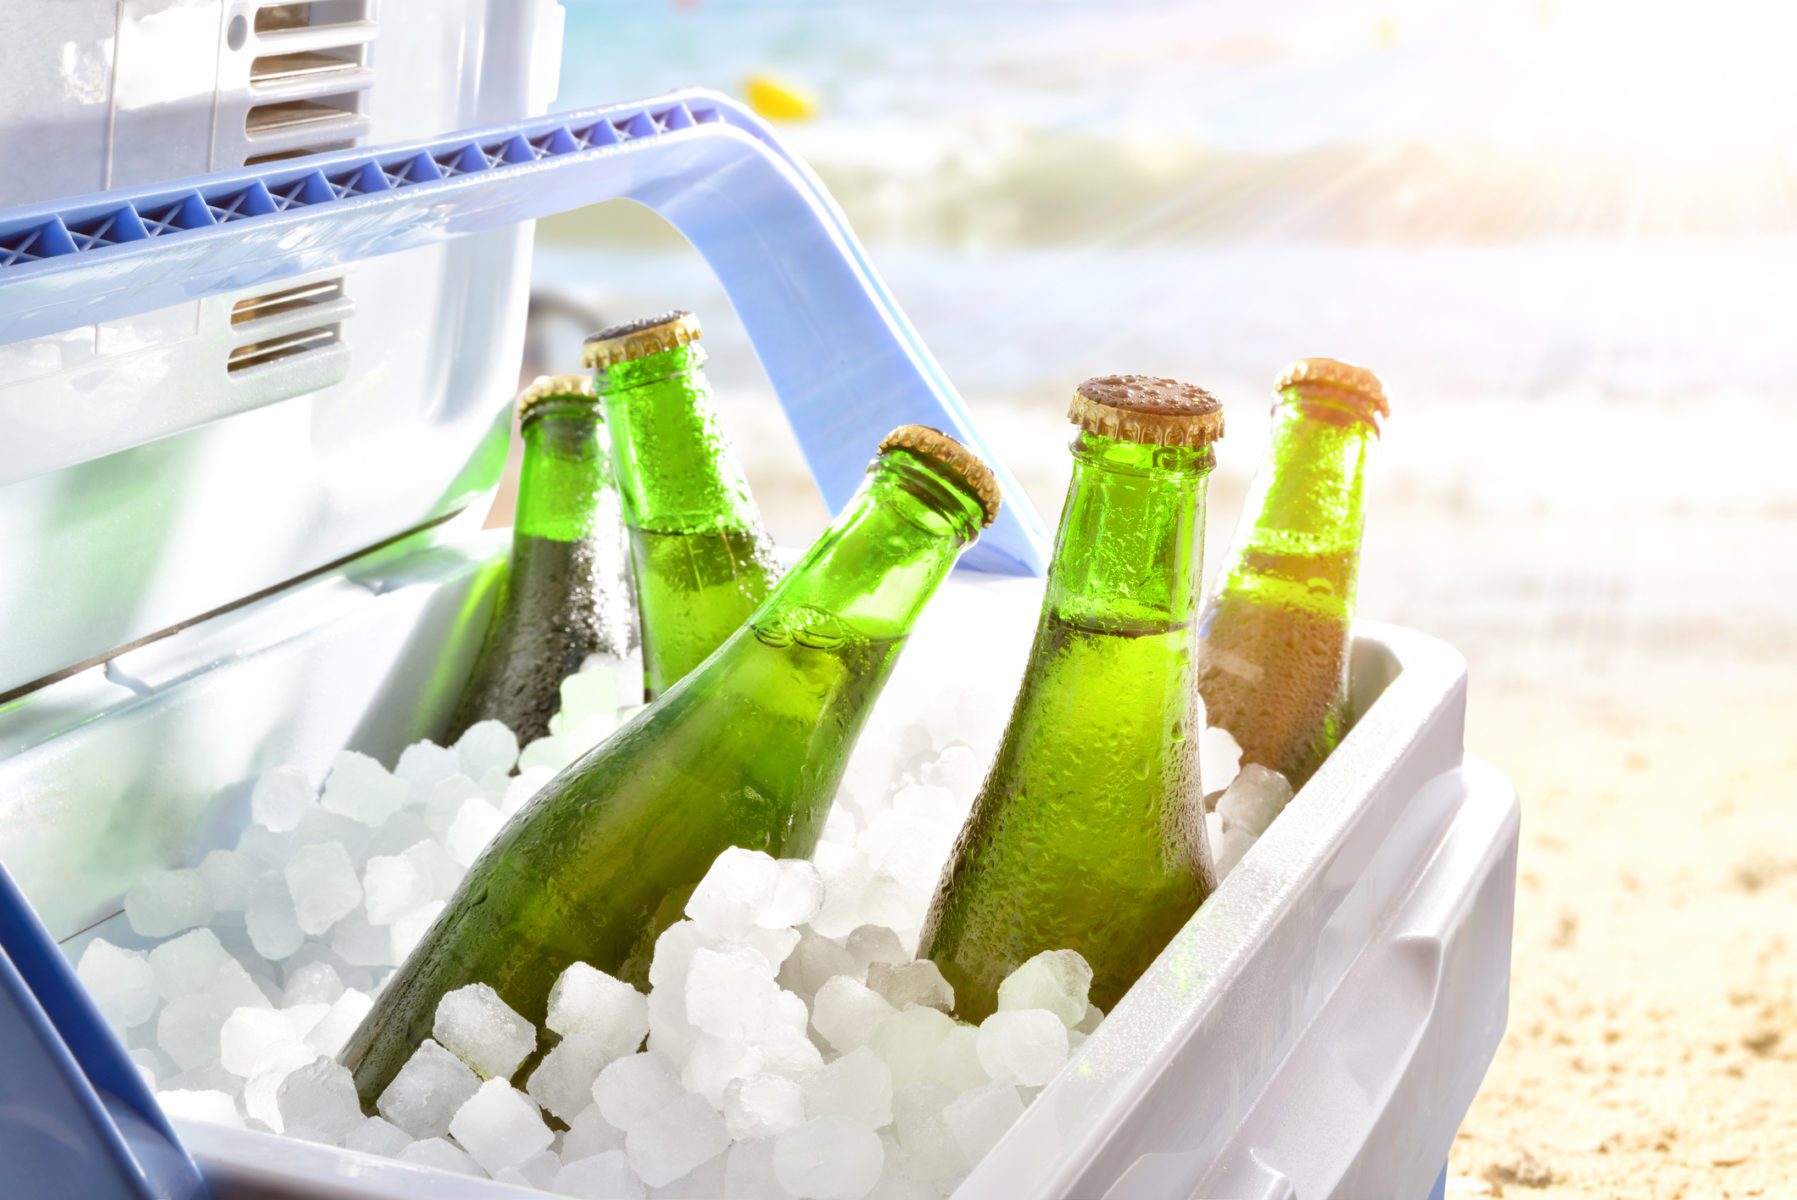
[1198,358,1386,787]
[919,376,1224,1021]
[445,375,639,746]
[344,427,1000,1101]
[585,311,781,699]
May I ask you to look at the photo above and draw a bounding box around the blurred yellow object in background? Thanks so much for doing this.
[744,72,819,121]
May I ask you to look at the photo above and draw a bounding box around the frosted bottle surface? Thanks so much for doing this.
[585,311,781,700]
[446,375,639,747]
[1198,357,1387,786]
[342,426,1000,1103]
[919,375,1225,1021]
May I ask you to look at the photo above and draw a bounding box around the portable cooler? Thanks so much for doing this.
[0,6,1518,1197]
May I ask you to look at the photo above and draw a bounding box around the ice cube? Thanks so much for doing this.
[198,850,259,913]
[131,1048,168,1089]
[1076,1004,1104,1035]
[686,847,781,939]
[500,1148,562,1190]
[773,1116,884,1200]
[853,871,916,941]
[377,1039,482,1139]
[245,876,305,961]
[802,1046,893,1130]
[592,1051,683,1132]
[864,1169,937,1200]
[558,669,617,729]
[281,961,345,1007]
[625,1092,729,1189]
[125,869,213,938]
[942,1081,1023,1163]
[645,986,698,1063]
[283,1002,331,1042]
[1200,724,1243,795]
[402,839,463,900]
[501,765,555,818]
[763,859,825,929]
[389,900,445,961]
[456,719,520,779]
[891,1084,966,1184]
[447,1078,554,1174]
[276,1057,362,1144]
[560,1105,626,1160]
[821,804,858,846]
[252,765,316,833]
[867,961,954,1014]
[445,797,504,867]
[395,740,460,790]
[995,950,1092,1028]
[360,854,429,926]
[547,961,650,1059]
[845,926,908,975]
[555,1150,646,1199]
[724,1072,806,1140]
[331,912,398,969]
[975,1010,1068,1087]
[321,750,409,828]
[812,844,879,939]
[242,1044,319,1131]
[76,938,158,1030]
[811,977,897,1055]
[517,733,575,774]
[778,930,860,1000]
[147,929,230,1001]
[305,988,373,1057]
[156,1088,244,1130]
[758,1024,825,1081]
[648,920,718,993]
[157,991,242,1072]
[889,783,958,827]
[433,983,535,1081]
[654,1149,732,1199]
[748,925,803,973]
[285,843,363,936]
[220,1006,300,1077]
[1211,822,1257,878]
[236,823,294,869]
[1216,763,1294,839]
[526,1033,609,1121]
[343,1115,412,1157]
[722,1137,784,1199]
[396,1137,481,1176]
[867,1006,956,1090]
[920,745,985,801]
[686,946,780,1041]
[931,1022,989,1093]
[292,808,376,861]
[682,1035,764,1105]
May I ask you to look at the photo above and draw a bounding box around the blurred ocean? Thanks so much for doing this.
[530,0,1797,700]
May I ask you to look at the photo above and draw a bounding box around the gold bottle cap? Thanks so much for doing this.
[1069,375,1225,447]
[1275,357,1389,423]
[581,310,704,371]
[515,373,597,418]
[878,424,1001,528]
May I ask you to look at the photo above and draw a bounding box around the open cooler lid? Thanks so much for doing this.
[0,89,1050,701]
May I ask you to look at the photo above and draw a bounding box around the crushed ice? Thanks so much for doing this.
[73,634,1274,1198]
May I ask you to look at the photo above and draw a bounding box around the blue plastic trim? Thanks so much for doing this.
[0,860,209,1199]
[0,88,1050,577]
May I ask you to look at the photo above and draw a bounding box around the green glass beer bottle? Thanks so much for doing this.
[344,426,1000,1102]
[918,376,1225,1022]
[584,311,781,700]
[1197,358,1387,788]
[445,375,640,747]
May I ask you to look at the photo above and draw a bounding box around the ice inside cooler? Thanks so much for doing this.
[0,516,1515,1199]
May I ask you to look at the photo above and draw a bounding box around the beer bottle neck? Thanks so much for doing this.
[753,447,986,643]
[516,402,609,543]
[1045,430,1215,631]
[1221,395,1376,602]
[598,344,762,535]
